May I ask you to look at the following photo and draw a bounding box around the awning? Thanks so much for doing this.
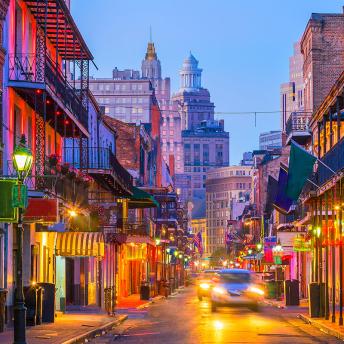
[55,232,105,257]
[23,198,58,223]
[128,186,159,209]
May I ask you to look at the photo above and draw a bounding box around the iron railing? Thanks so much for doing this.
[64,147,133,192]
[286,112,312,137]
[117,217,151,237]
[317,137,344,186]
[8,53,88,129]
[6,158,89,207]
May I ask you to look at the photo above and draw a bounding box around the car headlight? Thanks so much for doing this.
[247,286,264,296]
[200,283,210,290]
[213,286,226,295]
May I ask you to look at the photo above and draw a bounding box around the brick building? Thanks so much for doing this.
[301,10,344,114]
[205,166,252,256]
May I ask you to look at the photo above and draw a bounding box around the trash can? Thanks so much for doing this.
[24,286,38,326]
[36,286,44,325]
[37,283,55,323]
[290,280,300,306]
[140,282,150,300]
[0,289,7,332]
[309,282,320,318]
[285,280,300,306]
[104,287,112,315]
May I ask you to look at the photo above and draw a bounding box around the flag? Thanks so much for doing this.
[193,231,203,256]
[285,140,316,200]
[273,164,293,214]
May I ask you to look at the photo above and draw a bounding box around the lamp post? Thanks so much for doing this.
[12,135,33,344]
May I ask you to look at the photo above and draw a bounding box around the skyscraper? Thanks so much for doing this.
[141,41,184,173]
[173,53,230,218]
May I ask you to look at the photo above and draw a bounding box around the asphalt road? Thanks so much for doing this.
[89,287,342,344]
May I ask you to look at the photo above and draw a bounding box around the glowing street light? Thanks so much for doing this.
[12,135,33,344]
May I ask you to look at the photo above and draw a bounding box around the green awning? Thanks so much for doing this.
[128,186,159,209]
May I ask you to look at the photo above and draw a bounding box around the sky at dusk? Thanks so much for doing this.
[71,0,343,165]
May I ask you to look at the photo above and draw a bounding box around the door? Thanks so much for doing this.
[55,256,66,312]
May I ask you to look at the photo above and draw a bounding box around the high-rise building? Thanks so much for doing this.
[140,41,184,173]
[89,77,155,123]
[259,130,282,150]
[173,53,214,131]
[240,152,253,166]
[301,10,344,114]
[173,53,230,218]
[205,166,253,256]
[280,41,305,132]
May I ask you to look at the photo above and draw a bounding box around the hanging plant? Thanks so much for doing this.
[61,162,70,175]
[48,153,60,167]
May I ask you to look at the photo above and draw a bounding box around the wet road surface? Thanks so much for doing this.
[89,287,341,343]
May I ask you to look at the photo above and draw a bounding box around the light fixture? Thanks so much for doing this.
[155,238,161,246]
[12,135,33,181]
[68,209,77,217]
[248,249,253,255]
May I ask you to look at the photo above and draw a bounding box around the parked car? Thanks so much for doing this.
[210,269,264,312]
[197,269,219,301]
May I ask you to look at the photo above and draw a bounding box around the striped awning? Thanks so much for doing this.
[55,232,105,257]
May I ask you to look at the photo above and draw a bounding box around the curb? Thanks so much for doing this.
[61,314,128,344]
[298,313,344,341]
[263,300,285,309]
[136,295,166,309]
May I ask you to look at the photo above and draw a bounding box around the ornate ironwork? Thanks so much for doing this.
[35,26,46,82]
[35,113,45,178]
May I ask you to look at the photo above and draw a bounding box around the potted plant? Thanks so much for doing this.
[48,153,59,167]
[61,162,70,175]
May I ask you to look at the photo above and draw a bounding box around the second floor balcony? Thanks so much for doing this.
[8,53,88,134]
[64,147,133,197]
[286,112,312,145]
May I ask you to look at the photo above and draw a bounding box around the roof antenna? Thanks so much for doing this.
[150,25,152,42]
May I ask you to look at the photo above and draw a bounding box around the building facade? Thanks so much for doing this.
[182,120,230,218]
[89,77,154,124]
[173,54,230,217]
[205,166,252,256]
[259,130,282,150]
[301,10,344,114]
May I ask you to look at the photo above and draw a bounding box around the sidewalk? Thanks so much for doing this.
[0,313,127,344]
[265,297,344,341]
[299,311,344,341]
[117,293,166,310]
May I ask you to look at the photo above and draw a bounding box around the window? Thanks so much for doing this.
[115,84,120,91]
[194,144,200,165]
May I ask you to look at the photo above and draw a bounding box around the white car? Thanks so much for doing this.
[210,269,264,312]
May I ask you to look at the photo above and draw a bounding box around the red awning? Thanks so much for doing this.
[23,198,58,223]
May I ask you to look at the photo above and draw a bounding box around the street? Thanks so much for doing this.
[89,287,341,344]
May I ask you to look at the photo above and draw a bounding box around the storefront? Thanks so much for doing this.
[55,231,105,311]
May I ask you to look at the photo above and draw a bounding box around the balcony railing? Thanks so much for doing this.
[8,53,88,129]
[117,217,151,237]
[64,147,133,193]
[286,112,312,144]
[6,158,89,207]
[317,137,344,186]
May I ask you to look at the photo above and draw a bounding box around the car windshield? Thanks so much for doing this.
[219,272,251,283]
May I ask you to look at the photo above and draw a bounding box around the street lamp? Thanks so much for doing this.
[13,135,33,344]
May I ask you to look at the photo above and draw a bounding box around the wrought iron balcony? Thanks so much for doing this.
[8,53,88,130]
[117,217,151,237]
[64,147,133,196]
[316,137,344,186]
[6,158,89,207]
[285,112,312,145]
